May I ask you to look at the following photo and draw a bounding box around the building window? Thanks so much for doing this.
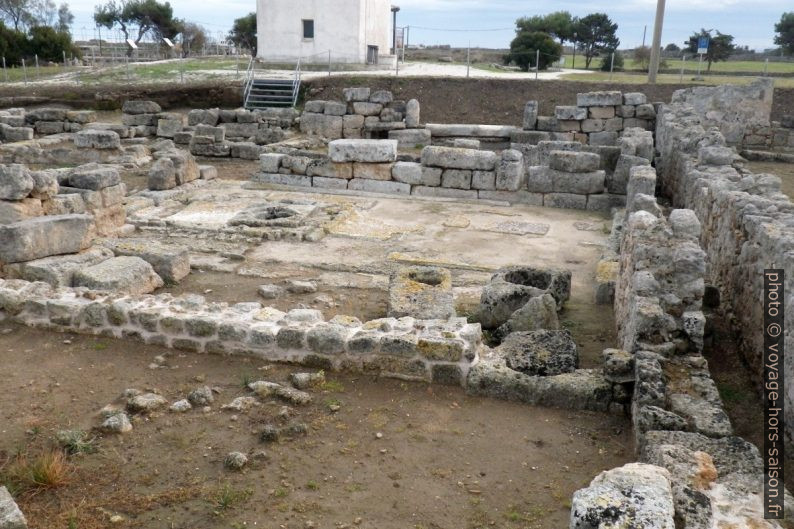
[302,19,314,40]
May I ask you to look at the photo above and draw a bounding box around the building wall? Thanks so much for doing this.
[257,0,391,64]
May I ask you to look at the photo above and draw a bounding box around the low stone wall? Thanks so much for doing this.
[0,278,482,386]
[743,120,794,151]
[655,81,794,442]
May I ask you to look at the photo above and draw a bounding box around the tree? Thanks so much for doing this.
[0,0,37,30]
[227,12,256,55]
[516,11,575,45]
[0,20,26,62]
[686,29,735,71]
[180,21,206,57]
[664,43,680,53]
[775,12,794,55]
[574,13,619,68]
[632,45,667,71]
[28,24,79,61]
[507,30,562,71]
[94,0,182,55]
[599,49,623,72]
[56,2,72,32]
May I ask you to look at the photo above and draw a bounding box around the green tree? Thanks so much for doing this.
[574,13,619,68]
[0,20,26,62]
[27,24,79,61]
[516,11,575,45]
[507,30,562,71]
[664,43,680,53]
[599,48,623,71]
[686,29,735,71]
[94,0,182,55]
[775,12,794,55]
[55,2,72,31]
[227,12,256,55]
[0,0,38,30]
[180,21,206,57]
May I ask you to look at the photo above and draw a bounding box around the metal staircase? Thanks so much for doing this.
[243,57,301,109]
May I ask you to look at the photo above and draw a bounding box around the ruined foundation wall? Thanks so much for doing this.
[655,80,794,442]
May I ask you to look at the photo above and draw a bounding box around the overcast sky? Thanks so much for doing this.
[65,0,787,51]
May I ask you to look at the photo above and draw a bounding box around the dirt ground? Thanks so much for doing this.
[747,160,794,200]
[0,322,632,529]
[2,77,792,124]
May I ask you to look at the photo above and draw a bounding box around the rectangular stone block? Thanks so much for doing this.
[0,214,94,263]
[581,119,606,133]
[472,170,496,190]
[352,102,383,116]
[527,166,553,193]
[307,159,353,179]
[523,101,539,130]
[348,178,410,195]
[0,197,42,224]
[300,113,343,139]
[391,161,423,185]
[586,193,627,212]
[589,131,619,147]
[388,128,431,149]
[441,169,472,189]
[623,92,647,105]
[535,116,558,132]
[549,169,606,194]
[577,91,622,107]
[352,162,394,181]
[616,105,636,118]
[329,139,398,163]
[35,121,64,135]
[74,129,120,149]
[420,167,442,187]
[260,153,286,173]
[252,172,312,187]
[588,106,616,119]
[510,130,551,145]
[223,122,258,139]
[555,106,587,120]
[558,120,581,132]
[549,151,601,172]
[609,154,651,195]
[106,238,190,284]
[478,190,543,205]
[425,124,517,138]
[312,176,348,190]
[421,146,497,171]
[544,193,587,210]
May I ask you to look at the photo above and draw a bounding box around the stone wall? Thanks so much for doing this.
[655,80,794,443]
[0,278,482,386]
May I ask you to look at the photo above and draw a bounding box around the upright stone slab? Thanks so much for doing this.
[523,101,538,130]
[0,164,34,200]
[0,486,27,529]
[0,214,94,263]
[405,99,421,128]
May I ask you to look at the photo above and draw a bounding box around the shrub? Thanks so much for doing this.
[507,31,562,71]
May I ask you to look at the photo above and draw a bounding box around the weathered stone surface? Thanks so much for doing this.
[352,102,383,116]
[329,139,398,163]
[73,256,164,295]
[388,266,455,320]
[522,101,538,130]
[370,90,393,105]
[148,158,176,190]
[300,113,343,139]
[0,214,94,263]
[405,99,421,128]
[549,151,600,173]
[391,161,423,185]
[495,149,524,191]
[421,146,497,171]
[623,92,647,105]
[388,128,430,148]
[0,124,34,142]
[352,162,393,181]
[609,154,651,195]
[555,106,587,120]
[544,192,587,210]
[127,392,167,413]
[426,124,517,138]
[68,164,120,190]
[0,198,41,224]
[347,178,410,195]
[105,238,190,284]
[156,118,184,138]
[5,247,113,287]
[0,164,34,200]
[324,101,347,116]
[343,87,371,102]
[577,91,622,107]
[74,129,120,149]
[571,463,675,529]
[501,330,577,376]
[0,486,27,529]
[122,100,161,115]
[441,169,472,189]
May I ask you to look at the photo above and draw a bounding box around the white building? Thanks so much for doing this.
[256,0,394,64]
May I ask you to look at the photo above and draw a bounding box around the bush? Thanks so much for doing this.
[27,26,81,63]
[599,49,624,71]
[0,22,27,65]
[507,31,562,71]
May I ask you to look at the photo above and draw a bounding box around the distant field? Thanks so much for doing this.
[560,54,794,74]
[561,71,794,88]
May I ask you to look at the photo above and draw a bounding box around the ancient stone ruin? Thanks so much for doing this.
[0,78,791,528]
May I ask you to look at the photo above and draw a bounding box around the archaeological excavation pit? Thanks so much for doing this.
[0,80,792,528]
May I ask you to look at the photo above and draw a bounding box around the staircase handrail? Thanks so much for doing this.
[292,57,302,107]
[243,55,255,105]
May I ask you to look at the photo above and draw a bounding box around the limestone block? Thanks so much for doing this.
[523,101,539,130]
[510,130,551,145]
[544,192,587,210]
[74,256,164,295]
[472,170,496,190]
[496,149,524,191]
[74,129,120,149]
[106,238,190,284]
[68,164,120,190]
[0,164,34,200]
[391,161,423,185]
[548,168,606,194]
[549,151,600,173]
[609,154,651,195]
[0,486,27,529]
[343,87,370,102]
[388,266,454,320]
[122,100,162,114]
[388,128,430,148]
[300,113,343,139]
[347,178,410,195]
[577,91,622,107]
[34,121,64,135]
[555,106,587,120]
[441,169,472,189]
[405,99,421,128]
[421,146,497,171]
[369,90,393,104]
[329,139,398,163]
[352,162,394,181]
[352,102,383,116]
[0,214,94,263]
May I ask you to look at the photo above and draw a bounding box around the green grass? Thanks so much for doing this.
[560,71,794,88]
[212,483,253,513]
[56,430,98,455]
[561,54,794,74]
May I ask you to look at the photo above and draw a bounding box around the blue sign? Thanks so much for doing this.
[697,36,709,54]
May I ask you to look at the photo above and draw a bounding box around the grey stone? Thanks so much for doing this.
[589,131,619,146]
[26,107,68,122]
[69,164,120,190]
[420,167,442,186]
[352,102,383,116]
[100,412,133,433]
[148,158,176,190]
[577,91,623,107]
[35,121,64,135]
[555,106,587,120]
[74,129,120,149]
[411,186,477,200]
[501,329,577,376]
[343,87,371,102]
[405,99,421,128]
[391,161,423,184]
[156,118,183,138]
[329,139,398,163]
[388,266,454,320]
[426,123,517,138]
[73,256,164,295]
[548,167,605,194]
[122,100,161,114]
[0,486,27,529]
[544,192,587,210]
[0,124,34,142]
[324,101,347,116]
[623,92,647,105]
[0,214,94,263]
[698,146,734,166]
[609,154,651,194]
[441,169,472,189]
[7,247,113,287]
[496,293,559,338]
[571,463,675,529]
[0,164,34,200]
[527,165,553,193]
[472,170,496,190]
[127,392,167,413]
[523,101,539,130]
[300,113,343,139]
[548,150,600,172]
[496,149,524,191]
[421,146,497,170]
[636,103,657,119]
[626,165,657,206]
[187,386,214,406]
[388,128,431,148]
[369,90,393,104]
[224,452,248,470]
[348,178,410,195]
[105,238,190,284]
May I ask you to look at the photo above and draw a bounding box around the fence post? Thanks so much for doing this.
[22,58,27,85]
[63,50,66,67]
[467,43,471,78]
[35,54,39,79]
[609,52,614,80]
[764,58,769,77]
[536,49,540,80]
[236,51,240,78]
[125,55,130,83]
[680,55,685,82]
[328,49,331,77]
[2,57,6,82]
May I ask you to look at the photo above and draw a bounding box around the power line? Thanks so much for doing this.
[408,25,513,32]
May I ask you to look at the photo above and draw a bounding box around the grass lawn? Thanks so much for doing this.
[561,70,794,88]
[560,54,794,74]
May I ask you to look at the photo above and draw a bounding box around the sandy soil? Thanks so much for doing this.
[0,323,632,529]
